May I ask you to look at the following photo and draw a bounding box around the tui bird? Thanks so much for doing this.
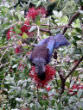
[30,33,70,80]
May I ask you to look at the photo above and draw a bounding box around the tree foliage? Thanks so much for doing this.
[0,0,83,110]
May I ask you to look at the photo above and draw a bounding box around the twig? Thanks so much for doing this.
[54,75,59,87]
[65,56,83,80]
[63,6,83,34]
[59,5,83,94]
[58,70,65,94]
[42,24,73,28]
[37,25,41,41]
[59,56,83,94]
[0,45,13,50]
[37,86,40,102]
[40,25,73,34]
[40,28,51,34]
[24,24,73,34]
[0,48,8,63]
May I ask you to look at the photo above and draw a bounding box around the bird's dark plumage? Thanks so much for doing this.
[30,44,49,63]
[30,33,70,80]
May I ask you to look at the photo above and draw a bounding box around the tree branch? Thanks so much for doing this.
[63,6,83,34]
[40,28,51,34]
[59,56,83,94]
[58,71,65,94]
[65,56,83,80]
[59,5,83,94]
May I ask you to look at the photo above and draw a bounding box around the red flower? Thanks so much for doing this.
[21,7,46,36]
[29,65,56,87]
[14,46,22,54]
[37,7,47,17]
[69,84,83,95]
[26,7,38,20]
[78,85,83,89]
[26,7,46,20]
[42,95,48,100]
[18,63,27,72]
[6,30,11,40]
[6,27,15,40]
[6,7,46,40]
[20,21,30,34]
[6,7,46,39]
[26,51,32,57]
[18,63,25,72]
[46,86,51,91]
[20,20,34,37]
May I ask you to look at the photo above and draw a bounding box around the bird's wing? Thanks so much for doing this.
[37,37,49,46]
[54,33,70,49]
[37,36,55,59]
[30,33,70,62]
[46,37,55,55]
[37,33,70,49]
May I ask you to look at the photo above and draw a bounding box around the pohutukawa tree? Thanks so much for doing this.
[0,0,83,109]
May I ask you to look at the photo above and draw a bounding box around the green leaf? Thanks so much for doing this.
[73,35,81,41]
[75,28,82,33]
[12,64,18,69]
[23,45,29,49]
[79,10,83,14]
[29,26,37,32]
[65,82,70,88]
[36,1,42,7]
[77,89,83,98]
[22,32,28,39]
[35,16,41,25]
[13,27,21,34]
